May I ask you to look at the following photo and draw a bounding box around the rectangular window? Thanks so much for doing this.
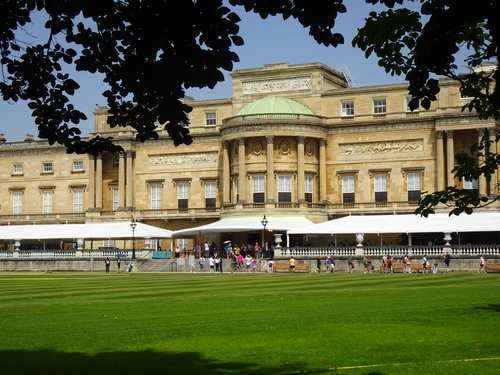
[73,189,83,213]
[464,179,479,197]
[374,175,388,202]
[13,192,23,215]
[43,191,53,214]
[205,112,217,126]
[253,176,265,203]
[342,176,355,204]
[113,187,119,210]
[178,183,188,209]
[406,96,419,112]
[278,176,292,202]
[373,98,387,114]
[205,182,216,209]
[178,238,188,252]
[407,173,421,202]
[103,239,115,248]
[305,176,313,203]
[43,162,53,173]
[341,101,355,116]
[73,160,84,171]
[13,163,23,175]
[151,185,162,210]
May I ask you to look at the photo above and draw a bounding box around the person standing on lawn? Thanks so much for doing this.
[478,254,486,273]
[317,256,322,273]
[105,257,111,273]
[199,255,205,272]
[116,257,121,273]
[289,256,296,273]
[443,252,451,273]
[347,256,354,273]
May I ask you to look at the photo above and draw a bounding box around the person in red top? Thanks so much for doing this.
[385,256,393,273]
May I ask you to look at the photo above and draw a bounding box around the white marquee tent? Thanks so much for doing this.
[287,213,500,236]
[172,216,314,237]
[0,222,173,241]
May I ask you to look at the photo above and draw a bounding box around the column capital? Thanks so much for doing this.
[435,130,445,139]
[476,127,486,137]
[296,136,306,144]
[222,140,231,149]
[318,138,327,147]
[266,135,274,144]
[238,137,246,146]
[125,150,136,158]
[445,130,454,138]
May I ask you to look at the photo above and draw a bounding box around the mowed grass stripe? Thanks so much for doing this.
[0,273,498,374]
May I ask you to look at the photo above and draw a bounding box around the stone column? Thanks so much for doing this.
[125,150,135,209]
[87,155,96,210]
[297,136,305,202]
[266,136,275,202]
[222,141,231,204]
[477,128,487,196]
[319,138,327,202]
[95,153,103,209]
[436,131,445,191]
[489,128,499,196]
[446,130,455,187]
[118,152,125,209]
[238,137,246,203]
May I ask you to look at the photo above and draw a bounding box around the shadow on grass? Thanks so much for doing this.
[475,304,500,312]
[0,349,335,375]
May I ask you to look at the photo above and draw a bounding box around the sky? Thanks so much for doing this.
[0,2,443,143]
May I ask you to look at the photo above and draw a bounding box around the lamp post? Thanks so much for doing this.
[261,215,268,249]
[130,218,137,259]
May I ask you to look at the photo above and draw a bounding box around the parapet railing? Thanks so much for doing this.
[274,244,500,258]
[0,249,146,259]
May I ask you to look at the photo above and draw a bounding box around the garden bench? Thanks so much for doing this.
[384,263,432,273]
[485,264,500,273]
[274,263,310,272]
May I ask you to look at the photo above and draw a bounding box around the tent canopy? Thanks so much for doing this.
[0,222,173,241]
[287,213,500,235]
[172,216,314,237]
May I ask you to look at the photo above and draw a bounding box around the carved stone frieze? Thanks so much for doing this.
[242,77,312,95]
[222,124,325,136]
[149,152,218,165]
[340,140,423,155]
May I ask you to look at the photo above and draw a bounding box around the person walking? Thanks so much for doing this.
[478,254,486,273]
[252,257,257,273]
[443,252,451,273]
[422,255,428,273]
[347,256,355,273]
[116,257,121,273]
[199,256,205,272]
[289,256,296,273]
[317,256,322,273]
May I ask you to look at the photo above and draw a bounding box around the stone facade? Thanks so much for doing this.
[0,62,498,250]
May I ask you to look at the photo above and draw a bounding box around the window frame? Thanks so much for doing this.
[13,163,23,175]
[13,191,23,215]
[73,160,84,172]
[205,111,217,126]
[342,176,356,204]
[252,176,265,203]
[178,183,189,209]
[373,98,387,114]
[42,190,53,214]
[341,101,355,116]
[277,175,292,203]
[205,182,216,209]
[73,189,84,213]
[151,184,162,210]
[374,174,388,203]
[42,162,53,173]
[407,173,421,202]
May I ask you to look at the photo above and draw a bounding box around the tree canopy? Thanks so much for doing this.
[1,0,499,213]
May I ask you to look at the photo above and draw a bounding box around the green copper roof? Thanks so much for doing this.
[237,96,313,116]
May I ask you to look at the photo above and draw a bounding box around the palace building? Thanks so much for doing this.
[1,62,498,250]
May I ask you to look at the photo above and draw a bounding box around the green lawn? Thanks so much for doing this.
[0,272,498,374]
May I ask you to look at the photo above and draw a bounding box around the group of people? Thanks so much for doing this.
[197,253,260,273]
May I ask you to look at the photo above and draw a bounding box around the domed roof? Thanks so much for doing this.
[237,96,313,116]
